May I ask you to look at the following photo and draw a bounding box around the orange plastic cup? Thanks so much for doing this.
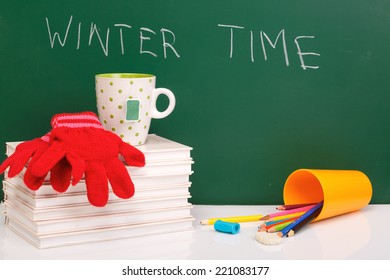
[283,169,372,221]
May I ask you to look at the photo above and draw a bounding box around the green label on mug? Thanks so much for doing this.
[126,99,140,122]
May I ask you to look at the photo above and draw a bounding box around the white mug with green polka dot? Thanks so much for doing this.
[95,73,176,145]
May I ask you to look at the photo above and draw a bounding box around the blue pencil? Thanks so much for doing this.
[277,201,324,237]
[286,206,322,237]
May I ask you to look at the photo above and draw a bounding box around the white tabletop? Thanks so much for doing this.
[0,204,389,260]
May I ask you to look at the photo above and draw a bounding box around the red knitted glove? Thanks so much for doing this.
[30,112,145,207]
[0,134,72,192]
[0,134,50,179]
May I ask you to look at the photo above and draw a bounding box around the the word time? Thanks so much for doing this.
[218,24,320,70]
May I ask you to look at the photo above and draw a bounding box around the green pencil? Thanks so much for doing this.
[267,220,294,233]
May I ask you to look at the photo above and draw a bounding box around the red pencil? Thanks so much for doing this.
[259,217,298,232]
[261,204,316,221]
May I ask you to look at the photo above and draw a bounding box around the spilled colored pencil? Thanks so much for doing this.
[276,202,316,211]
[260,217,298,232]
[267,220,295,233]
[264,217,297,226]
[200,214,263,225]
[278,201,324,237]
[286,205,322,237]
[265,211,305,222]
[260,204,315,221]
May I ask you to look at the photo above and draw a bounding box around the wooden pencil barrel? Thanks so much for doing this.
[283,169,372,222]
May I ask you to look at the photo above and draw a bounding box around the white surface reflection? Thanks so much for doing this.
[1,204,389,259]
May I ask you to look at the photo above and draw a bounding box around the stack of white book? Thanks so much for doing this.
[2,134,194,249]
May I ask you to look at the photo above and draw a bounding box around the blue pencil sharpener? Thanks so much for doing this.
[214,220,240,234]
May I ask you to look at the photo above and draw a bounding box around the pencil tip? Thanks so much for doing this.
[199,220,208,225]
[259,215,269,221]
[287,230,295,237]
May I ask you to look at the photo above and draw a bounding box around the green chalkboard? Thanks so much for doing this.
[1,0,390,205]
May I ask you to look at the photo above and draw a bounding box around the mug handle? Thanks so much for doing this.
[151,88,176,119]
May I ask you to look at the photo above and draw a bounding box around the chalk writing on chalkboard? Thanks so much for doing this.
[218,24,320,70]
[46,15,181,58]
[45,15,320,70]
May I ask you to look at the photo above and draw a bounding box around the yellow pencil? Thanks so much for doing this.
[200,214,263,225]
[265,212,304,222]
